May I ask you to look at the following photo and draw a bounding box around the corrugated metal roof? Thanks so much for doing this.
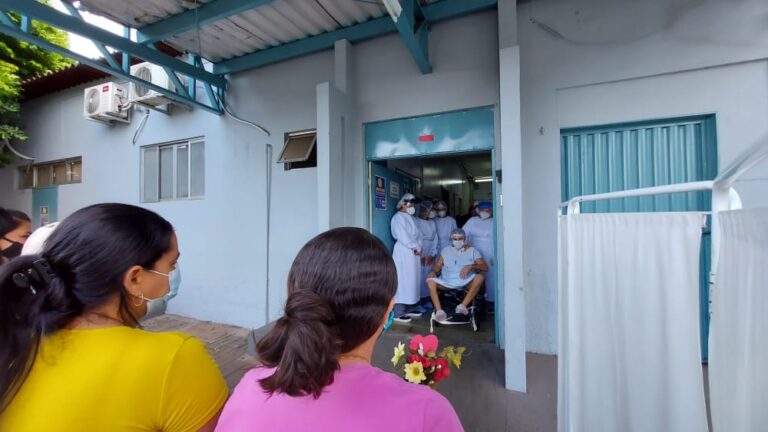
[77,0,402,62]
[21,43,181,100]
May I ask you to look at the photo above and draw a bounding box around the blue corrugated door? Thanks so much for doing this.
[560,115,717,360]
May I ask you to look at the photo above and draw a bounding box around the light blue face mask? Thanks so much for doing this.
[147,266,181,299]
[382,310,395,334]
[142,266,181,320]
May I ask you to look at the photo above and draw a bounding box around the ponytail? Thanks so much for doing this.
[257,292,342,398]
[255,227,398,399]
[0,255,79,410]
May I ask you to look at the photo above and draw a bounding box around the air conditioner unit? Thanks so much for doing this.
[83,82,129,123]
[129,62,175,106]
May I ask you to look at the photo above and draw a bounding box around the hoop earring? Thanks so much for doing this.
[132,293,145,307]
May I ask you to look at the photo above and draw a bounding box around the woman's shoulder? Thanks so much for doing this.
[365,366,455,406]
[119,327,198,345]
[80,327,205,359]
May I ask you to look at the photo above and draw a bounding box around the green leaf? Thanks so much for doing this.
[0,0,74,167]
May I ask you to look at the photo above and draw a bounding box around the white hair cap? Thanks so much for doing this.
[21,222,60,255]
[396,193,416,209]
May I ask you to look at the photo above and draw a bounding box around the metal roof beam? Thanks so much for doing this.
[137,0,274,45]
[0,19,223,114]
[0,0,227,88]
[392,0,431,74]
[213,0,497,75]
[60,2,121,70]
[424,0,497,21]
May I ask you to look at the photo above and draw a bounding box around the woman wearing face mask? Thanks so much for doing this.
[0,203,228,432]
[434,201,458,252]
[462,201,496,303]
[389,193,423,323]
[215,227,463,432]
[0,208,32,264]
[416,201,439,299]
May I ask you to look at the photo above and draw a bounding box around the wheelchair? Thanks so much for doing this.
[429,282,487,333]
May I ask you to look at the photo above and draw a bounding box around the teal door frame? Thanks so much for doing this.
[31,186,58,228]
[363,106,502,346]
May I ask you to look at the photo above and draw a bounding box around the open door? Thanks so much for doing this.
[369,161,412,252]
[32,186,58,228]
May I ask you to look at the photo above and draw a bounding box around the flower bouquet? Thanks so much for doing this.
[391,334,465,388]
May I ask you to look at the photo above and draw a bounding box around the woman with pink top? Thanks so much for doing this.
[215,227,463,432]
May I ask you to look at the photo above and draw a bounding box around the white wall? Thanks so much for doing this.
[518,0,768,354]
[346,11,501,227]
[0,12,503,332]
[0,50,333,328]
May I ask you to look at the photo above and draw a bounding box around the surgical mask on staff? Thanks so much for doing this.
[438,211,447,218]
[452,240,465,249]
[479,211,491,220]
[429,211,437,219]
[406,207,416,216]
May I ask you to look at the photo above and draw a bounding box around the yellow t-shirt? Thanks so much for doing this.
[0,326,229,432]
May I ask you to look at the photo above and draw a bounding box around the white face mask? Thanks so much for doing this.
[438,210,447,218]
[406,206,416,215]
[141,266,182,320]
[452,240,465,249]
[478,211,491,220]
[429,210,437,219]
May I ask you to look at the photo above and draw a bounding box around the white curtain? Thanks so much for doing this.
[558,213,709,432]
[709,208,768,432]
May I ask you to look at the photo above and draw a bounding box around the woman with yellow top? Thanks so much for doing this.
[0,203,229,432]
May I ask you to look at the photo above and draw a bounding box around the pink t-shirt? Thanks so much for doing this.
[215,363,463,432]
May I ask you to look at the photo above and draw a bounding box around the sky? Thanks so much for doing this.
[50,0,126,59]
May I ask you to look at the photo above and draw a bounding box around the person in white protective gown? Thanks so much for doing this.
[415,202,439,299]
[390,193,423,323]
[433,200,458,253]
[462,201,496,302]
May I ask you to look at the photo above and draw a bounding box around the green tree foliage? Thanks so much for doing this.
[0,0,74,165]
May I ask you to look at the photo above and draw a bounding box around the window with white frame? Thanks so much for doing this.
[141,138,204,202]
[18,157,82,189]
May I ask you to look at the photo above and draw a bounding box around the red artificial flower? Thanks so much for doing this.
[433,367,446,383]
[421,357,433,370]
[431,357,451,383]
[408,354,421,364]
[435,357,448,369]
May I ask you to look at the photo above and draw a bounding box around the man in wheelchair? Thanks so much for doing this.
[426,228,489,325]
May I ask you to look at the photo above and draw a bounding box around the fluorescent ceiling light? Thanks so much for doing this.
[474,177,493,183]
[382,0,402,23]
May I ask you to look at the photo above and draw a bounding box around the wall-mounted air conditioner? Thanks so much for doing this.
[129,62,175,106]
[83,82,130,123]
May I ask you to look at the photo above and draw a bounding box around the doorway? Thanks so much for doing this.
[368,152,498,341]
[364,107,501,345]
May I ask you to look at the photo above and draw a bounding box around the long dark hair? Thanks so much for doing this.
[257,227,398,398]
[0,203,174,410]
